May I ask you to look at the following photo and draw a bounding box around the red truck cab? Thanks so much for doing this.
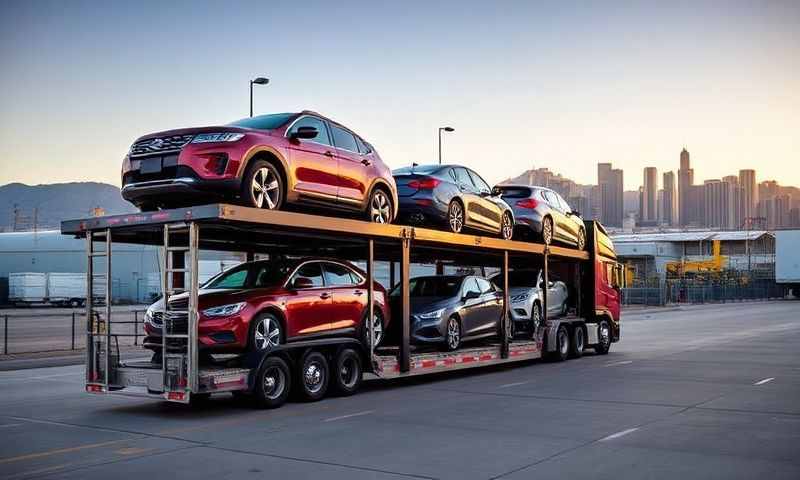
[587,221,623,343]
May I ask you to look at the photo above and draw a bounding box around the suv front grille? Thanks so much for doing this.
[130,134,194,157]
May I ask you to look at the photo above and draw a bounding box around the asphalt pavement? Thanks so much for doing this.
[0,301,798,479]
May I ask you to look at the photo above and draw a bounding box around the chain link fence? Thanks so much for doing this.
[622,279,788,306]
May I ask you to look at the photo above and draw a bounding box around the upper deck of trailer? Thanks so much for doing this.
[61,203,590,262]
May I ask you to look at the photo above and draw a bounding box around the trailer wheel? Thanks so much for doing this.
[331,348,363,396]
[570,325,585,358]
[253,356,291,409]
[552,325,569,362]
[296,350,329,402]
[594,320,611,355]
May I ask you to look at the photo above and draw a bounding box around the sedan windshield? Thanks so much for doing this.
[203,260,293,289]
[391,276,463,298]
[228,113,294,130]
[490,270,541,289]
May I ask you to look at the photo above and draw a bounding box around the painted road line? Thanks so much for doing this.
[0,423,24,428]
[498,381,530,389]
[0,439,130,465]
[605,360,633,367]
[754,377,775,386]
[599,427,639,442]
[323,410,374,423]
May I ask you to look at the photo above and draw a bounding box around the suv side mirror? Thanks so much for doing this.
[290,126,318,140]
[479,189,491,197]
[570,210,580,217]
[292,277,314,289]
[463,290,481,301]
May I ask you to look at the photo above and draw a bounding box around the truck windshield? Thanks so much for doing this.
[228,113,294,130]
[390,276,462,298]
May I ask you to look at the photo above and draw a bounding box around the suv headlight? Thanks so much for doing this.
[202,302,246,317]
[417,308,445,320]
[191,133,245,143]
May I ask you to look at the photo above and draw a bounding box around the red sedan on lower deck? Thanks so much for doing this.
[143,258,389,355]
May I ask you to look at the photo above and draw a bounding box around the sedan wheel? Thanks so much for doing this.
[362,310,384,348]
[445,316,461,351]
[369,189,392,224]
[249,165,281,209]
[252,315,282,352]
[542,216,554,245]
[577,228,586,250]
[448,201,464,233]
[500,212,514,240]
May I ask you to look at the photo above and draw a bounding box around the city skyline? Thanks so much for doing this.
[1,1,799,190]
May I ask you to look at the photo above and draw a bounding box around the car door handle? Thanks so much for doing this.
[354,290,364,296]
[361,159,371,166]
[319,292,331,299]
[324,151,334,157]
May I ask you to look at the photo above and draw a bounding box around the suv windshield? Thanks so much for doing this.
[203,260,293,289]
[228,113,294,130]
[390,276,463,298]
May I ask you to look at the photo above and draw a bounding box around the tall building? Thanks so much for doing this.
[597,163,623,227]
[662,171,677,226]
[723,175,744,228]
[641,167,658,223]
[677,148,694,226]
[703,179,734,229]
[739,169,757,223]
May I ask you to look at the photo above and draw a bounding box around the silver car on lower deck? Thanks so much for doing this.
[490,269,569,331]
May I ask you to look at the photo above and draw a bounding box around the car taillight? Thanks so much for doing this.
[408,178,441,189]
[515,198,539,209]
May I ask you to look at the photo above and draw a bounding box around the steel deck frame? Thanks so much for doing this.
[64,203,591,401]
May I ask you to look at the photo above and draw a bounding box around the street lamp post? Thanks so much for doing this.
[249,77,269,117]
[438,126,455,164]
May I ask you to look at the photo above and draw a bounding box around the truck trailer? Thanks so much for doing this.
[61,203,622,407]
[776,230,800,297]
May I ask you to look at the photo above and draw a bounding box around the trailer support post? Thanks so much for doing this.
[367,238,375,362]
[85,233,93,383]
[400,230,411,373]
[104,229,112,388]
[501,251,510,358]
[3,315,7,355]
[188,222,200,393]
[542,246,549,331]
[71,312,76,350]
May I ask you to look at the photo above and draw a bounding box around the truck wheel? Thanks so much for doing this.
[594,320,611,355]
[331,348,363,396]
[296,350,329,402]
[552,325,569,362]
[570,326,585,358]
[253,356,291,409]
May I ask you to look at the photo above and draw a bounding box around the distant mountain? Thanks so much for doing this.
[0,182,135,231]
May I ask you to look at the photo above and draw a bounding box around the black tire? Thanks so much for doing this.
[444,316,461,351]
[248,312,283,354]
[571,325,585,358]
[189,392,211,407]
[366,188,393,224]
[296,350,330,402]
[500,211,514,240]
[594,320,612,355]
[551,325,569,362]
[498,312,515,342]
[577,227,586,250]
[150,350,163,365]
[541,216,554,245]
[447,200,465,234]
[242,160,284,210]
[530,302,542,340]
[360,308,384,349]
[331,348,363,396]
[253,356,291,409]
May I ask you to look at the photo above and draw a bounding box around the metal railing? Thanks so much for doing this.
[622,279,789,306]
[1,308,147,356]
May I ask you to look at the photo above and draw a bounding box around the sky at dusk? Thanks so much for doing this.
[0,0,798,191]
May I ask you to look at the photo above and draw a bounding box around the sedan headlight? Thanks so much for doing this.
[191,133,245,143]
[417,308,446,320]
[202,302,246,317]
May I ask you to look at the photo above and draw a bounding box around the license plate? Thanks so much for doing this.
[140,158,162,174]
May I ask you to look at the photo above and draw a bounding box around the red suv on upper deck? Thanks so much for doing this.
[121,111,398,223]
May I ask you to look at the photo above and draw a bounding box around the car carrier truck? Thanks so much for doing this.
[61,203,622,408]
